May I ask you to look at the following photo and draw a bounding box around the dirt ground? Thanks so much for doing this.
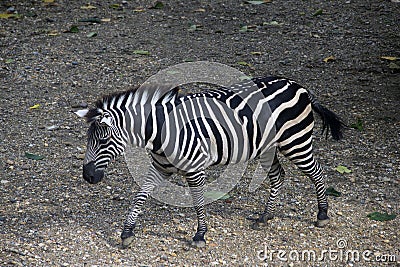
[1,0,399,266]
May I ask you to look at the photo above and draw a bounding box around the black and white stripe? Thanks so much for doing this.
[79,76,344,248]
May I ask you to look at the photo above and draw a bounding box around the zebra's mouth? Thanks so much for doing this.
[83,161,105,184]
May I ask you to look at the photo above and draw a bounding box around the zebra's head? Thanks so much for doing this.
[76,108,127,184]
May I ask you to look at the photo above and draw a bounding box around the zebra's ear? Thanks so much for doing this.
[100,116,113,127]
[75,109,89,118]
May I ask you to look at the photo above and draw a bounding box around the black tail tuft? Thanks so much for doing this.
[308,92,345,141]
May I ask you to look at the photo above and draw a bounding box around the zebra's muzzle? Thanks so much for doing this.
[83,161,104,184]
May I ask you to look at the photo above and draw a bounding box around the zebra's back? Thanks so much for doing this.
[147,77,313,173]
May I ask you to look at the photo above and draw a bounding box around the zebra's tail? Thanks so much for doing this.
[308,90,345,141]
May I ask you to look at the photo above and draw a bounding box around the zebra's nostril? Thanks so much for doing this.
[83,161,104,184]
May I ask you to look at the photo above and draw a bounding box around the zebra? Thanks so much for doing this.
[76,76,344,248]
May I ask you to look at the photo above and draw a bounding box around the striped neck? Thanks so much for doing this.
[101,86,177,150]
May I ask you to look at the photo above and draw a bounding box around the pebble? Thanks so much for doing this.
[75,154,85,160]
[71,102,88,108]
[46,125,59,131]
[7,7,15,13]
[1,180,10,184]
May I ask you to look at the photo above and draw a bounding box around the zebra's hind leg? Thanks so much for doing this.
[252,154,285,230]
[186,171,207,248]
[289,156,330,227]
[121,165,170,248]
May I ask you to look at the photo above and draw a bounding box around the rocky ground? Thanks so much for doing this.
[1,0,399,266]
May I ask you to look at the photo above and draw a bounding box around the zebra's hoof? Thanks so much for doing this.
[316,218,330,227]
[121,229,134,249]
[251,214,273,230]
[251,221,266,230]
[191,240,206,248]
[121,236,135,248]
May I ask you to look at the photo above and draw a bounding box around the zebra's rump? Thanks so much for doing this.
[145,77,314,172]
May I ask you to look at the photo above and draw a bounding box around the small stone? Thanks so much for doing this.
[71,102,88,108]
[75,154,85,160]
[7,7,15,13]
[6,159,14,165]
[64,141,73,146]
[1,180,9,184]
[160,254,168,261]
[46,125,59,131]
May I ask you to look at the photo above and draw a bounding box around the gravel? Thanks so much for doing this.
[1,0,399,266]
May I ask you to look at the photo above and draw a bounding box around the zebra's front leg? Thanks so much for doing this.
[187,171,207,248]
[121,165,169,248]
[253,155,285,230]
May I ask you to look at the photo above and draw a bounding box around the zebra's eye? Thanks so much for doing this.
[99,136,110,144]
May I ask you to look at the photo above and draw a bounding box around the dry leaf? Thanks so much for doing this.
[101,18,111,22]
[0,13,21,19]
[29,104,41,110]
[323,56,335,63]
[48,30,59,36]
[80,5,97,9]
[380,56,397,61]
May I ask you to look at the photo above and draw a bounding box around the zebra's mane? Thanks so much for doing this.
[85,85,179,123]
[84,87,138,123]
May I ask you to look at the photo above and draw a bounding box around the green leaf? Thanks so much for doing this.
[367,212,396,221]
[150,1,164,9]
[263,21,282,26]
[5,59,14,64]
[313,9,324,16]
[325,186,342,197]
[388,62,400,70]
[188,24,202,32]
[350,118,363,131]
[109,4,122,10]
[69,25,79,33]
[239,25,256,33]
[133,50,150,56]
[335,165,351,174]
[25,152,45,160]
[237,61,252,67]
[204,191,230,200]
[79,17,102,23]
[87,32,97,38]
